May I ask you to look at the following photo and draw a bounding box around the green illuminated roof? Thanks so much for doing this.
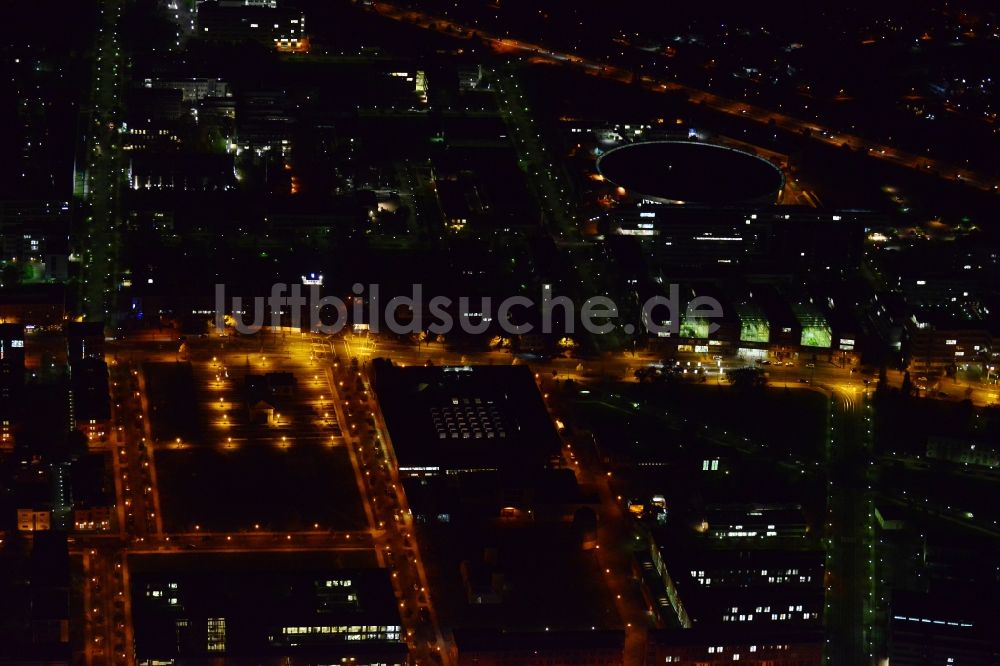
[735,303,769,344]
[791,303,831,348]
[679,315,710,340]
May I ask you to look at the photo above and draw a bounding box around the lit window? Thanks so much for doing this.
[207,617,226,652]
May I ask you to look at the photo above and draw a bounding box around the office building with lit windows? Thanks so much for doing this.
[905,312,995,372]
[130,555,407,665]
[197,0,307,51]
[646,541,824,631]
[640,539,825,664]
[703,503,810,541]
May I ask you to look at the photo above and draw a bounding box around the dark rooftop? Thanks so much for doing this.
[453,627,624,653]
[70,359,111,422]
[372,362,561,474]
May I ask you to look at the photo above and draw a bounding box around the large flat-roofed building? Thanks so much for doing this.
[372,361,561,477]
[604,205,871,274]
[129,555,406,665]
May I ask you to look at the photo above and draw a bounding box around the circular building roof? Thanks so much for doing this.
[597,141,784,205]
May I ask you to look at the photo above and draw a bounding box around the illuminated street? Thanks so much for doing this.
[4,1,1000,664]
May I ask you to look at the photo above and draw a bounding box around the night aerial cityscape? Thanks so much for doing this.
[3,1,1000,665]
